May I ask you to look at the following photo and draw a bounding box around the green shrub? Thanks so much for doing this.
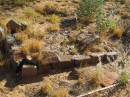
[97,19,117,32]
[77,0,117,32]
[78,0,110,32]
[0,0,5,5]
[127,5,130,12]
[77,0,104,20]
[118,72,129,86]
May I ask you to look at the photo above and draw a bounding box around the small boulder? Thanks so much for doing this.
[6,19,27,34]
[101,71,119,87]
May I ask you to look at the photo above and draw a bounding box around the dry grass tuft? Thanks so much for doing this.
[21,38,44,55]
[47,14,61,23]
[77,67,104,86]
[41,78,70,97]
[90,67,104,86]
[15,33,28,42]
[47,24,60,32]
[112,27,124,38]
[52,87,70,97]
[41,78,53,95]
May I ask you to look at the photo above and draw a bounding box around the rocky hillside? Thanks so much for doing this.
[0,0,130,97]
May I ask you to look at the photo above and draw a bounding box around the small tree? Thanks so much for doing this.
[77,0,116,32]
[77,0,104,20]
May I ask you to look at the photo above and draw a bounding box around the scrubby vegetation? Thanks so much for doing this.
[0,0,130,97]
[118,72,129,86]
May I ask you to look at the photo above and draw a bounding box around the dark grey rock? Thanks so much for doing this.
[6,19,27,34]
[122,24,130,44]
[60,18,77,28]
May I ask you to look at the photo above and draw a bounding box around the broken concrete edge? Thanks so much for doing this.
[15,51,118,66]
[57,51,118,64]
[87,52,118,57]
[12,51,118,78]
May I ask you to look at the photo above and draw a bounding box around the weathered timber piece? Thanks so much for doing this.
[77,80,130,97]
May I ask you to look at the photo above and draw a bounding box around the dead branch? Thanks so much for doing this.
[77,80,130,97]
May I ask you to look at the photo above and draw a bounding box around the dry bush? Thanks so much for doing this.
[21,38,44,55]
[112,27,124,38]
[41,78,53,95]
[15,33,28,42]
[35,3,44,13]
[52,87,70,97]
[47,14,61,23]
[41,78,70,97]
[77,67,104,86]
[90,68,104,86]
